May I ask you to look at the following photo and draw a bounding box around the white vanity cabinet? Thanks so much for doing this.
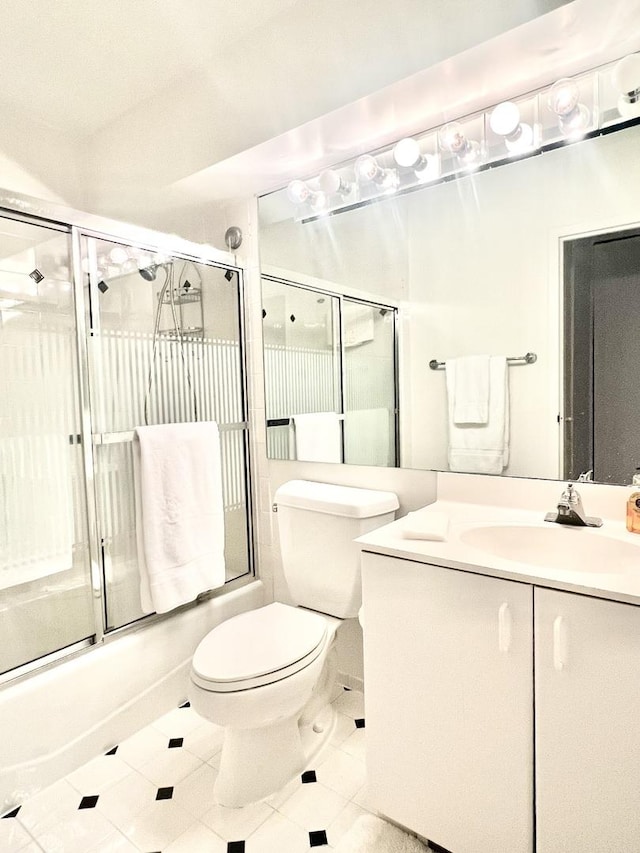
[534,588,640,852]
[361,552,534,853]
[362,551,640,853]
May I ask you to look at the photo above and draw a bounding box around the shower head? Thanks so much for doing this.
[139,260,172,281]
[138,264,158,281]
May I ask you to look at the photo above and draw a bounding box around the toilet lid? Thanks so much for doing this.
[192,602,328,692]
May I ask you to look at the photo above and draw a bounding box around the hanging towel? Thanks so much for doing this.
[133,421,226,614]
[343,408,391,466]
[447,356,510,475]
[446,355,491,424]
[292,412,342,463]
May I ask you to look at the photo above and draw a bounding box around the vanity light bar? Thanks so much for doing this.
[284,53,640,223]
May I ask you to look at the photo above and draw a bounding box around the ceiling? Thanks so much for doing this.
[1,0,638,219]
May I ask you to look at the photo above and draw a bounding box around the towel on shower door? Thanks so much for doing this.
[446,355,491,424]
[292,412,342,463]
[133,421,226,614]
[446,356,510,474]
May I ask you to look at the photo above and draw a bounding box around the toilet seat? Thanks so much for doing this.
[192,602,328,693]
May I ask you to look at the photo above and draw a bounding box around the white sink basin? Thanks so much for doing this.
[458,523,639,575]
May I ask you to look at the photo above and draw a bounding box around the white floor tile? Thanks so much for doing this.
[332,689,365,720]
[116,725,168,771]
[351,784,378,813]
[316,749,366,800]
[119,798,195,851]
[138,746,203,787]
[87,828,139,852]
[67,753,133,796]
[171,763,219,818]
[0,817,41,852]
[164,819,228,852]
[325,800,368,848]
[35,808,116,853]
[200,798,273,841]
[182,719,225,761]
[277,781,348,832]
[17,779,84,837]
[152,705,205,739]
[265,775,301,810]
[95,769,157,830]
[248,810,313,853]
[339,727,366,762]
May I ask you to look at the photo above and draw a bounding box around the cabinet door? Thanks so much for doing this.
[362,553,534,853]
[535,588,640,852]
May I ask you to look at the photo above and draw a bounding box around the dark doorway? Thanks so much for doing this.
[564,229,640,484]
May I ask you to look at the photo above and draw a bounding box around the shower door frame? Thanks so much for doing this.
[262,273,400,466]
[0,190,255,686]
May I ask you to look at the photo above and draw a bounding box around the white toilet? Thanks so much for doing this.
[189,479,398,807]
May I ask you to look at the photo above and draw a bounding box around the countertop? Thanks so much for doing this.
[356,500,640,606]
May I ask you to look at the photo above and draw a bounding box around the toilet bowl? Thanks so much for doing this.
[189,480,399,808]
[190,602,340,807]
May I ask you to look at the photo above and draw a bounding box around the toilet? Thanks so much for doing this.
[189,479,398,807]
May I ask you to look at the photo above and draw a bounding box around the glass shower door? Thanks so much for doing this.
[82,237,251,630]
[343,298,398,466]
[0,217,94,675]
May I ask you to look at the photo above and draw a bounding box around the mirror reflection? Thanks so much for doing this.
[262,275,398,466]
[259,122,640,485]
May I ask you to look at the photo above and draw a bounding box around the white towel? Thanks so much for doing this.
[401,509,450,541]
[293,412,342,463]
[334,814,429,852]
[344,408,391,466]
[133,422,226,614]
[446,355,491,424]
[447,356,510,475]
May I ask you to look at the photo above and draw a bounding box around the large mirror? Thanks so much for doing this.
[258,121,640,485]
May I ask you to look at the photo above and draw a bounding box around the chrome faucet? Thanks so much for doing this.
[544,483,603,528]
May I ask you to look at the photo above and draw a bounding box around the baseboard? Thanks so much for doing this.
[337,671,364,693]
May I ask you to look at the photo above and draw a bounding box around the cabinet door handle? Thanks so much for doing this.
[553,616,567,671]
[498,602,512,653]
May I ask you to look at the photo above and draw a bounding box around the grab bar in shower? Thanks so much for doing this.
[266,414,345,428]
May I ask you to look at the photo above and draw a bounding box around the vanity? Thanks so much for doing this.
[357,487,640,853]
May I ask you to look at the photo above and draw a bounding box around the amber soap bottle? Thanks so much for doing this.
[626,491,640,534]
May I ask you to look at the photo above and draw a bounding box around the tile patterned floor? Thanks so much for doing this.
[1,689,372,852]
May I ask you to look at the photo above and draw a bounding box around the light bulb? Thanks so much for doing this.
[438,122,467,155]
[286,180,311,204]
[310,191,329,212]
[354,154,382,183]
[490,102,534,154]
[490,102,521,137]
[548,78,590,136]
[393,138,423,168]
[318,169,351,196]
[439,123,482,169]
[612,53,640,119]
[109,246,129,264]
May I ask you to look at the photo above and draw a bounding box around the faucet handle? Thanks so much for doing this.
[560,483,581,504]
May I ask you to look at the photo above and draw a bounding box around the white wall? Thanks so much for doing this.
[0,107,84,208]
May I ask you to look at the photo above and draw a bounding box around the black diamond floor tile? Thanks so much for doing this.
[1,806,20,819]
[227,841,245,852]
[355,718,365,729]
[309,828,328,847]
[301,770,317,783]
[105,745,118,755]
[179,701,191,708]
[78,795,99,810]
[168,737,184,749]
[156,786,174,801]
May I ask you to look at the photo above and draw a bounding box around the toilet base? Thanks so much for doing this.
[214,703,337,808]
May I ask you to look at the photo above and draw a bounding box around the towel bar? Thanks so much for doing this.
[429,352,537,370]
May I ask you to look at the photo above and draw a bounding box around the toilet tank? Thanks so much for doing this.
[274,480,399,618]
